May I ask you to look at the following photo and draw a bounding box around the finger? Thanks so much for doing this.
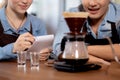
[18,33,34,43]
[39,54,50,59]
[39,56,49,61]
[39,58,47,61]
[24,37,35,44]
[97,59,111,65]
[23,45,32,49]
[39,53,50,56]
[21,32,33,37]
[88,58,111,65]
[20,42,32,51]
[39,55,49,59]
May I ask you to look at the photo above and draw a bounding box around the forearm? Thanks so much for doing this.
[0,43,16,60]
[87,44,120,61]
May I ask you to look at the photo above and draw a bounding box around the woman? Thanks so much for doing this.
[53,0,120,65]
[0,0,49,60]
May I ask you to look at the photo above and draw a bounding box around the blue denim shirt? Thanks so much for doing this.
[53,2,120,57]
[0,7,47,60]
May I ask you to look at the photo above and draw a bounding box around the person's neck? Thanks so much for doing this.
[90,16,104,28]
[6,7,25,21]
[5,7,26,30]
[88,15,105,35]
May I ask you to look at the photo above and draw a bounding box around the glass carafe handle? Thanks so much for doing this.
[106,37,120,64]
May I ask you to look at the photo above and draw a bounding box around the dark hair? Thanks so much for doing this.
[78,4,85,12]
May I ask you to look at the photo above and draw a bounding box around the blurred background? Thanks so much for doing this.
[0,0,120,34]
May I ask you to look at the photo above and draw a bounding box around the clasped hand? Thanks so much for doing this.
[13,32,35,53]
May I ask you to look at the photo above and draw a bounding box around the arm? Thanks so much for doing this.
[88,44,120,61]
[0,43,16,60]
[53,17,69,56]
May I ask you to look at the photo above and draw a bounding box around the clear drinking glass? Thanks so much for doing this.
[30,52,40,70]
[17,51,27,67]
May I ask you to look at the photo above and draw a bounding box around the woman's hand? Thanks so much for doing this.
[13,32,35,53]
[39,48,52,61]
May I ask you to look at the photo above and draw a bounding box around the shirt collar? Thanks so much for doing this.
[20,14,31,32]
[104,2,116,23]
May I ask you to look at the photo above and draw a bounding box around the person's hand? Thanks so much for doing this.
[39,48,52,61]
[13,32,35,53]
[88,55,111,65]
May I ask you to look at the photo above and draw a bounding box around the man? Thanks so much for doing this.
[53,0,120,65]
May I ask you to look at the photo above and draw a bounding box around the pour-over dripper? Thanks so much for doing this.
[62,12,89,65]
[63,12,88,35]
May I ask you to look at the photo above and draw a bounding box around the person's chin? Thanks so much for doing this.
[89,14,101,20]
[18,10,26,14]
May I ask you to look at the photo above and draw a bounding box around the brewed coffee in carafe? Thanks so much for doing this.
[62,12,89,65]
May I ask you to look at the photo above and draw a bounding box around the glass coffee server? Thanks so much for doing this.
[54,12,102,72]
[62,12,89,65]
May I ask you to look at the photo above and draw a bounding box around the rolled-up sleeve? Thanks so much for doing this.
[0,43,17,60]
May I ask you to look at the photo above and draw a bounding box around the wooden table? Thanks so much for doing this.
[0,60,120,80]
